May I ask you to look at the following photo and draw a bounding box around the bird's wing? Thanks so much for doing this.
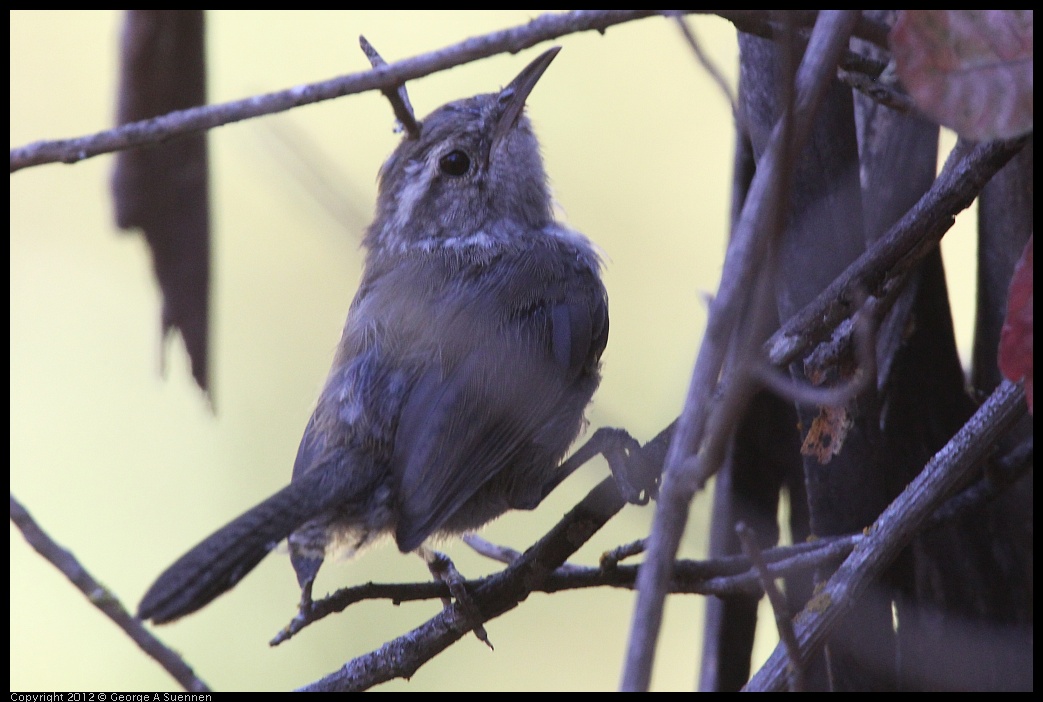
[392,279,606,552]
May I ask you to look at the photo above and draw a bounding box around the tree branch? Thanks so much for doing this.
[766,135,1031,369]
[9,494,210,692]
[298,475,626,691]
[294,486,860,691]
[273,533,859,646]
[11,10,667,172]
[11,10,901,175]
[745,380,1027,691]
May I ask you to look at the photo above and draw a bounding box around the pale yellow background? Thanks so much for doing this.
[10,10,977,692]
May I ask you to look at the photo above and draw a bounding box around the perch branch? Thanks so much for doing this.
[11,10,668,172]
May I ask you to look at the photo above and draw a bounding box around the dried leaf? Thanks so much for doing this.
[112,10,210,394]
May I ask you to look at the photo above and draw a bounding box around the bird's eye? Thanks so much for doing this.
[439,150,471,177]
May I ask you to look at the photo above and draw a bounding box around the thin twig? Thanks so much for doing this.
[700,536,856,596]
[10,495,210,693]
[672,15,738,122]
[600,539,647,569]
[736,522,805,692]
[752,288,878,408]
[840,67,916,113]
[359,35,421,138]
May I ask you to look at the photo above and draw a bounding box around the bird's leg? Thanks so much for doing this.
[418,547,493,650]
[290,547,325,615]
[542,427,660,505]
[297,579,315,615]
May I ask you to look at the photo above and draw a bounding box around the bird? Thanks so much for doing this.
[138,46,610,624]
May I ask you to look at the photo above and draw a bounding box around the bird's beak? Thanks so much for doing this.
[492,46,561,150]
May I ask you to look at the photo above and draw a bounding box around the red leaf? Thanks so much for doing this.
[891,10,1034,141]
[998,236,1033,412]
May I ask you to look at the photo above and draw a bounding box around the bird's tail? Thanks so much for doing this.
[138,468,360,624]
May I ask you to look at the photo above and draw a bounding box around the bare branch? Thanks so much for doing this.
[925,434,1033,529]
[278,517,859,689]
[298,476,629,690]
[269,420,667,650]
[745,380,1027,691]
[10,10,666,172]
[10,494,210,693]
[840,66,916,113]
[11,10,904,175]
[767,135,1031,369]
[276,533,857,621]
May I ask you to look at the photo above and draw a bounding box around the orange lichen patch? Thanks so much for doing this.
[800,405,853,465]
